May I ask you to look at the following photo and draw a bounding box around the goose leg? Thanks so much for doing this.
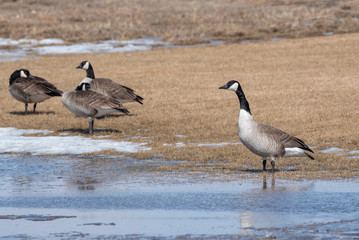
[262,157,267,171]
[25,103,28,113]
[270,157,275,172]
[33,103,37,113]
[89,118,94,134]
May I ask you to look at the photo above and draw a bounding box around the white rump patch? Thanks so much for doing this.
[228,82,239,92]
[283,147,307,158]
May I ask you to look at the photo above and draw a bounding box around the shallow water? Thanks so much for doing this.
[1,153,359,239]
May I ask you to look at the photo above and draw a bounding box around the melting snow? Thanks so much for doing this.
[195,142,241,147]
[349,150,359,159]
[319,147,345,153]
[0,37,170,62]
[0,127,151,155]
[0,37,224,62]
[163,142,240,147]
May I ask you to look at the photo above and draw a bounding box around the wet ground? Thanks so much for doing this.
[0,37,224,62]
[1,153,359,239]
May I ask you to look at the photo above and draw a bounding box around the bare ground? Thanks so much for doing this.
[2,0,359,44]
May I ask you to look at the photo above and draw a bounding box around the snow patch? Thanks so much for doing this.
[0,127,150,155]
[195,142,241,147]
[319,147,345,153]
[0,37,169,62]
[163,141,241,147]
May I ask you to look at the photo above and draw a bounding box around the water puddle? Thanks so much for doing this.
[0,153,358,239]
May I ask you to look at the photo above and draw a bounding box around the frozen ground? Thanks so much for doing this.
[0,127,151,154]
[2,127,357,158]
[0,37,223,62]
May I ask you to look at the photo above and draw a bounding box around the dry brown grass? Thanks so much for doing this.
[1,33,359,179]
[2,0,359,44]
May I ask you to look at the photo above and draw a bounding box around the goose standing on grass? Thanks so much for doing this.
[219,80,314,172]
[62,82,129,134]
[76,61,144,104]
[8,69,63,113]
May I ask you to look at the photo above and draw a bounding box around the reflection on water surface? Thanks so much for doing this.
[0,153,358,239]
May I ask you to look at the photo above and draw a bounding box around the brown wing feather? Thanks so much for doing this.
[75,90,128,113]
[14,77,62,96]
[258,123,313,153]
[91,78,143,104]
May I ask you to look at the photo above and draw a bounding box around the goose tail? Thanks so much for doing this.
[294,137,314,153]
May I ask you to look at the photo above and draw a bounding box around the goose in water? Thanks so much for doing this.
[219,80,314,171]
[8,69,63,113]
[76,61,143,104]
[62,82,129,134]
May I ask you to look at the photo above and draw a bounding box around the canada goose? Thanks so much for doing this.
[219,80,314,172]
[8,69,63,113]
[62,82,129,134]
[76,61,143,104]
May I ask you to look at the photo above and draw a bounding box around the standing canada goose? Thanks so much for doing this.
[219,80,314,172]
[62,82,129,134]
[76,61,143,104]
[8,69,63,113]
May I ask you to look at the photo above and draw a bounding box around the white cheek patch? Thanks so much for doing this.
[83,62,89,70]
[228,82,238,92]
[20,70,27,78]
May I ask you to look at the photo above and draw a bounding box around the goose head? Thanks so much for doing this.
[9,69,34,85]
[219,80,251,114]
[76,60,91,70]
[75,82,91,91]
[219,80,241,92]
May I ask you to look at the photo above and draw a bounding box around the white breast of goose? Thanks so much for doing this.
[237,109,256,140]
[237,109,276,157]
[62,91,90,118]
[9,87,28,103]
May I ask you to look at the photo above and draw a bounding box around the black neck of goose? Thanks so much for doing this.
[236,89,251,114]
[86,65,95,79]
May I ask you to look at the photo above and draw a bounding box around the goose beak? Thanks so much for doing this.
[219,84,228,90]
[76,65,82,69]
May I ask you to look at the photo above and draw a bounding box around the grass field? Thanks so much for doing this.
[1,32,359,179]
[1,0,359,179]
[2,0,359,44]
